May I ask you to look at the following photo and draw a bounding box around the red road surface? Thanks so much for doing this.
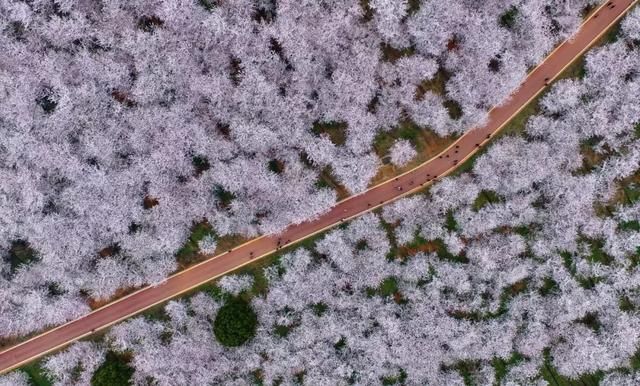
[0,0,636,374]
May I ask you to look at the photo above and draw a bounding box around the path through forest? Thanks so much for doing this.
[0,0,637,375]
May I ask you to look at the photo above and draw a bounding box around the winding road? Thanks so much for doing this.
[0,0,637,375]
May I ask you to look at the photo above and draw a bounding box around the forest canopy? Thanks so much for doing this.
[3,1,640,385]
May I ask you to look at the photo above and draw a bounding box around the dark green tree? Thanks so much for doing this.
[213,297,258,347]
[91,351,134,386]
[5,239,39,275]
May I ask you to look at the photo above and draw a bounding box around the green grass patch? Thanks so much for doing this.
[598,172,640,215]
[539,277,559,297]
[407,0,421,15]
[377,212,399,261]
[202,283,229,302]
[366,276,404,303]
[623,183,640,206]
[629,247,640,268]
[355,239,369,251]
[373,119,423,159]
[561,251,604,288]
[379,277,399,297]
[499,6,519,30]
[452,360,482,386]
[334,336,347,351]
[21,360,54,386]
[433,238,468,264]
[604,22,622,44]
[192,155,210,176]
[5,239,39,275]
[575,312,601,333]
[314,176,331,189]
[449,147,485,176]
[36,88,57,114]
[380,43,415,63]
[175,221,217,267]
[396,231,468,265]
[540,349,603,386]
[577,276,602,290]
[247,265,271,299]
[576,137,616,175]
[197,0,217,11]
[213,184,236,209]
[584,238,614,266]
[311,120,348,146]
[381,369,407,385]
[630,347,640,370]
[504,94,543,137]
[370,120,456,183]
[444,210,459,232]
[415,67,451,99]
[560,251,577,275]
[91,351,134,386]
[565,57,587,81]
[448,279,528,322]
[359,0,374,22]
[141,303,172,322]
[403,231,428,250]
[310,302,328,316]
[619,295,635,312]
[268,159,285,174]
[444,99,463,120]
[513,225,533,239]
[314,165,348,199]
[274,324,292,338]
[472,190,504,211]
[493,353,524,385]
[497,279,529,314]
[373,119,440,162]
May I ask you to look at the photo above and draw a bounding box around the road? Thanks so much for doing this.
[0,0,637,375]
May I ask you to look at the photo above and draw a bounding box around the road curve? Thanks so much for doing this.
[1,0,637,375]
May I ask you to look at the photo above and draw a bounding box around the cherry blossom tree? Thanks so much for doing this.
[43,342,105,386]
[218,274,254,296]
[2,8,639,385]
[389,139,417,167]
[0,372,30,386]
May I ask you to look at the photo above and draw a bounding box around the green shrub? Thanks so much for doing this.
[499,6,519,29]
[472,190,504,211]
[444,211,459,232]
[274,324,291,338]
[268,159,285,174]
[5,239,39,275]
[213,185,236,208]
[539,277,559,297]
[198,0,217,11]
[20,361,53,386]
[311,302,328,316]
[91,351,134,386]
[192,155,211,176]
[311,120,348,146]
[379,277,399,297]
[213,297,258,347]
[443,99,463,120]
